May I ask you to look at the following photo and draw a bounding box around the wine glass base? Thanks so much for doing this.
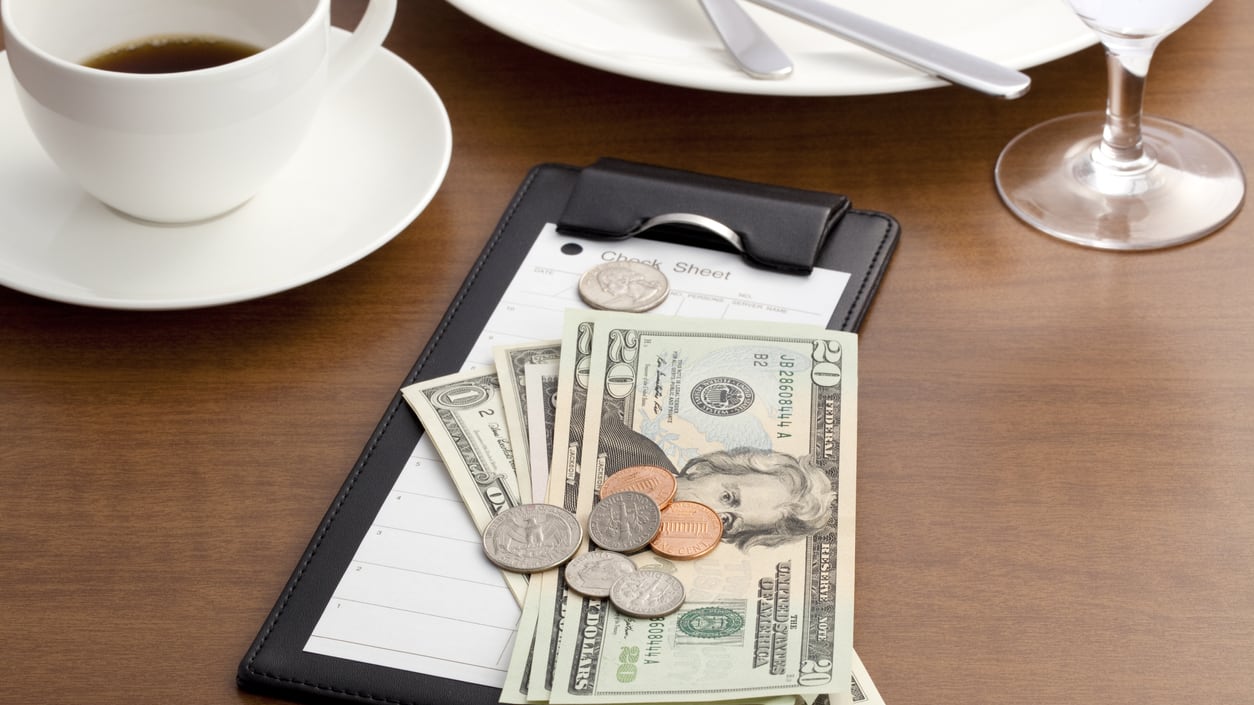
[995,112,1246,251]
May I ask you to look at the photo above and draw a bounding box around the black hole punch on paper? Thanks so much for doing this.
[561,243,584,256]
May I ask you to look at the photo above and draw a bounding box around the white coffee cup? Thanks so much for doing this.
[2,0,396,223]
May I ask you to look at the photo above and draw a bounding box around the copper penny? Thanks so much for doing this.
[598,465,677,510]
[649,501,723,560]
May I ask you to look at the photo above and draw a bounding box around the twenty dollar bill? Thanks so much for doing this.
[547,311,858,703]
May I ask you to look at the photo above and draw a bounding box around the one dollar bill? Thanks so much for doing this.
[494,340,562,503]
[401,367,529,605]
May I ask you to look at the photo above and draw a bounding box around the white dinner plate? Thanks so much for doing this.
[444,0,1097,96]
[0,30,452,310]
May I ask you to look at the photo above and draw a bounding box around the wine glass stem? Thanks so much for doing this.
[1098,45,1154,169]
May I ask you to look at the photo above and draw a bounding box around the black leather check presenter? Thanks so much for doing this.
[237,159,899,705]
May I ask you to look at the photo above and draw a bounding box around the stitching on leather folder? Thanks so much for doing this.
[839,209,894,331]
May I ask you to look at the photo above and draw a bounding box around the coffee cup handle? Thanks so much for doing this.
[327,0,397,93]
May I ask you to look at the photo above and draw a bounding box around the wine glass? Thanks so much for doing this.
[994,0,1245,250]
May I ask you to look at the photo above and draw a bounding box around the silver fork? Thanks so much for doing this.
[699,0,794,80]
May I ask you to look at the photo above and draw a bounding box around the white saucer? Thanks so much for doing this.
[0,30,452,310]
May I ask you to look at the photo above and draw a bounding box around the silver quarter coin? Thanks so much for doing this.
[563,550,637,598]
[587,490,661,554]
[482,503,583,573]
[609,569,686,619]
[578,261,670,313]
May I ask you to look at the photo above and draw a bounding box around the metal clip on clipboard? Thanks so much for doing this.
[556,158,852,275]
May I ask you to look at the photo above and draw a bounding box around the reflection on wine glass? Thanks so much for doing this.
[994,0,1245,250]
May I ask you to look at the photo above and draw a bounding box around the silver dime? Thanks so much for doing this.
[587,490,661,554]
[482,503,583,573]
[563,550,637,598]
[609,569,686,619]
[577,261,670,313]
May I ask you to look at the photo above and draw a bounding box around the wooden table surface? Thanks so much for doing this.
[3,2,1252,704]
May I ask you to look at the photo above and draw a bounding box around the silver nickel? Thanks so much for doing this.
[482,503,583,573]
[588,491,661,554]
[578,261,670,313]
[609,569,686,619]
[563,550,637,598]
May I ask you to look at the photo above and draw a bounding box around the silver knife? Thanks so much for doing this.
[747,0,1031,98]
[699,0,793,80]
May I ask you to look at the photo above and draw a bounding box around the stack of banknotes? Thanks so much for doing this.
[402,309,884,705]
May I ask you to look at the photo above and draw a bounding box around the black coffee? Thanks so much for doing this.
[84,35,262,74]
